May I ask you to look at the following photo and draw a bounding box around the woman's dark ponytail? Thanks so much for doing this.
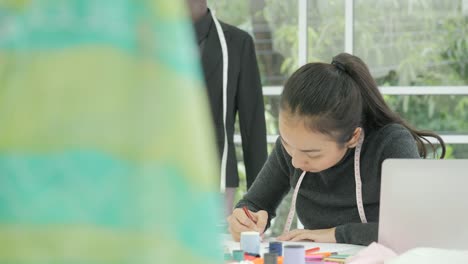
[332,53,446,159]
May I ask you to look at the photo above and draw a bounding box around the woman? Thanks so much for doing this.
[227,53,445,245]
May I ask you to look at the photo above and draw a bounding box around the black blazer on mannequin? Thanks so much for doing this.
[200,12,267,189]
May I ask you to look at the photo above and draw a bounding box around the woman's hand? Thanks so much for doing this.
[227,208,268,241]
[277,227,337,243]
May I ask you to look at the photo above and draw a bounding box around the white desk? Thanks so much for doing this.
[222,234,365,256]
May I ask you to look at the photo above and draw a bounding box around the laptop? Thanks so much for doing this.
[379,159,468,253]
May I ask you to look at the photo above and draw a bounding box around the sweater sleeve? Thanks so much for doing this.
[334,125,420,245]
[235,137,291,230]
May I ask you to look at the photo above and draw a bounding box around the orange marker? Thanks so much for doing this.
[308,252,332,257]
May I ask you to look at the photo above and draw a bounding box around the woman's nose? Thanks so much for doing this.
[291,153,308,170]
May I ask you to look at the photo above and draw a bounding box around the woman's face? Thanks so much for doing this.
[279,111,359,173]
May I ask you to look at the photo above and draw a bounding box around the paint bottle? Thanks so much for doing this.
[240,231,260,255]
[269,241,283,256]
[264,252,278,264]
[284,245,305,264]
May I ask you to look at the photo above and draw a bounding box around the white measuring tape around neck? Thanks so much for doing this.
[211,11,229,193]
[283,130,367,234]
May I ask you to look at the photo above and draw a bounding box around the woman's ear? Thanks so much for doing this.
[345,127,362,148]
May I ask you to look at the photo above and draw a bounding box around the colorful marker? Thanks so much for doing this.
[305,247,320,254]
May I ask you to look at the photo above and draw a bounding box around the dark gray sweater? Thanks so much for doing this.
[236,123,420,245]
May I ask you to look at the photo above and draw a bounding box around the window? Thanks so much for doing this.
[209,0,468,235]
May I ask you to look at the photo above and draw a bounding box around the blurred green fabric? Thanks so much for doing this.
[0,1,222,263]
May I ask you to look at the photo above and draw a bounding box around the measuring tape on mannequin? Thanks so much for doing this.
[283,130,368,234]
[211,11,229,193]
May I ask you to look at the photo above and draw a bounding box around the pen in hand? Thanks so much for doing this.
[242,206,256,223]
[241,206,267,237]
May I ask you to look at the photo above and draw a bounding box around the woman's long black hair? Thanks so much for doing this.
[280,53,445,158]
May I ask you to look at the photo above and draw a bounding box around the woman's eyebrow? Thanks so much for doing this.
[279,134,321,152]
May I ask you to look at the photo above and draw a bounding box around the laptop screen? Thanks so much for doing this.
[379,159,468,253]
